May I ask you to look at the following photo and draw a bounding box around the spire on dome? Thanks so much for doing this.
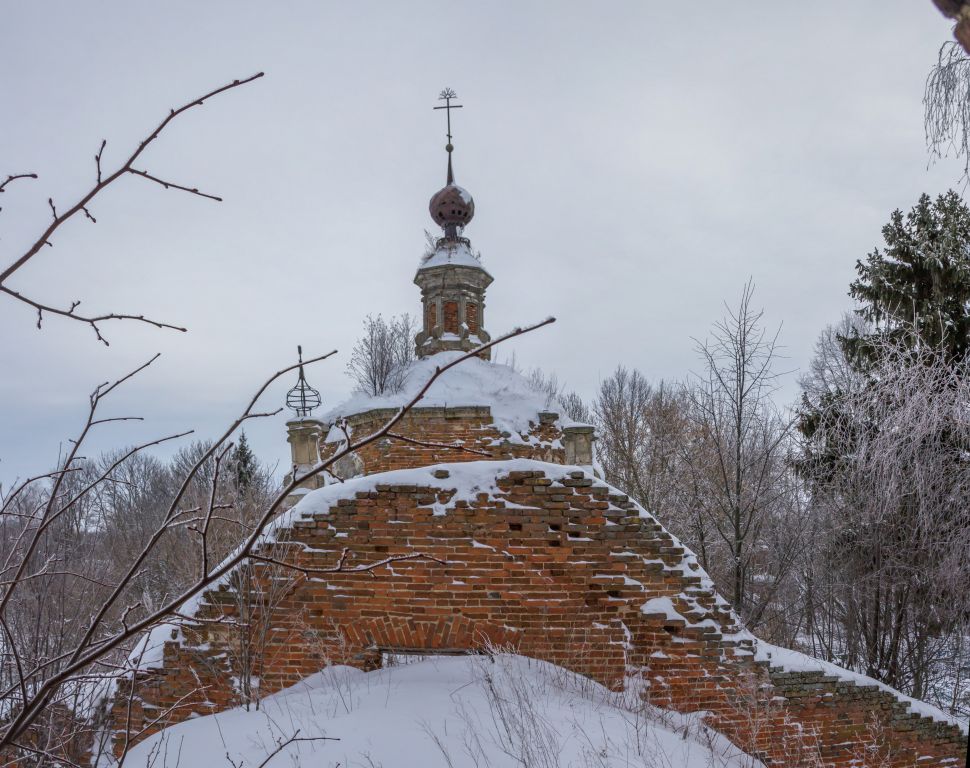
[435,87,460,184]
[430,88,474,240]
[416,89,492,359]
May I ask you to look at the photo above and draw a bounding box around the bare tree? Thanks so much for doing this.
[346,313,417,396]
[797,330,970,710]
[227,559,300,710]
[557,390,593,424]
[502,360,594,424]
[925,41,970,184]
[797,312,869,404]
[681,281,799,622]
[593,367,687,516]
[524,367,561,406]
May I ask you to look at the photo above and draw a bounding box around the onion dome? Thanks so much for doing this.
[429,177,475,230]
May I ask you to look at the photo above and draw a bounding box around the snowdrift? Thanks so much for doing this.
[124,653,760,768]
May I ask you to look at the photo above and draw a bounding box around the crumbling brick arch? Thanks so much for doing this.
[340,615,523,658]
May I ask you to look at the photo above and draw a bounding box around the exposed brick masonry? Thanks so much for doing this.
[443,300,459,334]
[320,406,565,477]
[111,464,966,766]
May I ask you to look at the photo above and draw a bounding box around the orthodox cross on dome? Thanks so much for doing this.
[429,88,475,239]
[417,88,491,360]
[434,88,462,185]
[285,345,322,418]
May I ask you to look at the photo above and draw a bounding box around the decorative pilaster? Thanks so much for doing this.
[563,424,598,475]
[284,418,326,505]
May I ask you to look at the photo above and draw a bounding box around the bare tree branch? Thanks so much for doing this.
[0,285,187,344]
[0,354,167,612]
[0,72,264,342]
[0,173,38,195]
[247,549,446,577]
[386,431,492,457]
[127,168,223,201]
[253,730,338,768]
[0,317,554,750]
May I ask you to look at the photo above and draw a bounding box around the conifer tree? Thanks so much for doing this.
[800,192,970,469]
[843,190,970,367]
[233,431,257,490]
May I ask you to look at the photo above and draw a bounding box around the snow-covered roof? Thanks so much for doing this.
[322,351,577,441]
[418,240,490,272]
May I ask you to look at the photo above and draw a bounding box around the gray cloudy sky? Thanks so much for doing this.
[0,1,965,483]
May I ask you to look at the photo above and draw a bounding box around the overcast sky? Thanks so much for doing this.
[0,1,965,484]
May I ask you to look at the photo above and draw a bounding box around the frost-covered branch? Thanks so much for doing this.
[797,329,970,704]
[925,41,970,184]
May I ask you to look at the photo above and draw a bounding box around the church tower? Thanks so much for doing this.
[413,89,493,359]
[276,88,598,482]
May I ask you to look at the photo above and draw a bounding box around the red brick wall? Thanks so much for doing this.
[112,465,966,765]
[443,301,459,334]
[466,302,478,333]
[319,407,565,476]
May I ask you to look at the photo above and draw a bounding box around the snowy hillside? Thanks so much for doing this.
[124,654,761,768]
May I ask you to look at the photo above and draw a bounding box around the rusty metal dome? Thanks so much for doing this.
[429,183,475,230]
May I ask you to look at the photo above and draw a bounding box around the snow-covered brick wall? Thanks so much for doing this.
[314,353,596,478]
[107,460,968,766]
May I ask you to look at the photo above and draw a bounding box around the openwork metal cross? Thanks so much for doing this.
[434,87,463,145]
[285,344,322,418]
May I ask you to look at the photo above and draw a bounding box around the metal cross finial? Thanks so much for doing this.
[434,88,463,147]
[434,88,463,185]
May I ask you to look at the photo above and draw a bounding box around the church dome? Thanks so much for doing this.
[429,183,474,229]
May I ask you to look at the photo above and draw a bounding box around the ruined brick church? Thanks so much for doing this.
[110,101,968,767]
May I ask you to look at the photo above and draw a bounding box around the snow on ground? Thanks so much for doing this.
[321,351,583,442]
[124,654,761,768]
